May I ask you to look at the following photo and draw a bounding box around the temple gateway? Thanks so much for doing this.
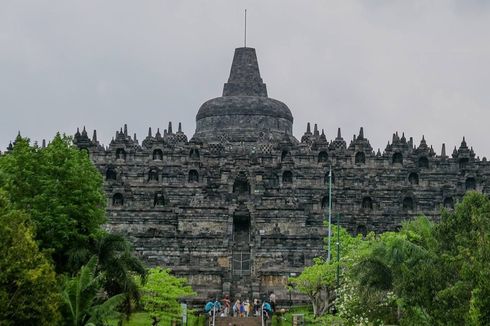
[74,46,490,303]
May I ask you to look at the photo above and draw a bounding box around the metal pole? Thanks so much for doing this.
[244,9,247,48]
[212,301,216,326]
[336,214,340,288]
[327,166,332,262]
[261,302,265,326]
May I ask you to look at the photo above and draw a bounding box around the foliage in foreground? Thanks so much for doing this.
[138,267,196,326]
[0,134,106,274]
[289,226,366,317]
[0,133,149,325]
[292,192,490,325]
[337,192,490,325]
[62,256,125,326]
[0,191,61,325]
[94,233,147,319]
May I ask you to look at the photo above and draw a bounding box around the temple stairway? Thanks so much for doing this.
[230,225,253,299]
[213,316,262,326]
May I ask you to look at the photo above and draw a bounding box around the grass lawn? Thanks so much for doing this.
[108,312,152,325]
[108,311,206,326]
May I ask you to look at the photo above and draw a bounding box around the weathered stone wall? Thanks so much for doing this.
[74,123,490,303]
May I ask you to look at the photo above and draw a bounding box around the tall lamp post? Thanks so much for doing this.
[336,213,340,288]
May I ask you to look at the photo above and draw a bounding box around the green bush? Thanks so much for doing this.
[272,314,285,326]
[191,314,206,326]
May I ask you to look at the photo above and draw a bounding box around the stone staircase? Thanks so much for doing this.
[230,274,252,299]
[231,226,253,300]
[212,316,263,326]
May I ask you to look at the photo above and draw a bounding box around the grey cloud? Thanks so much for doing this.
[1,0,489,156]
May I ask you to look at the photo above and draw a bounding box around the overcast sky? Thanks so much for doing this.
[1,0,489,157]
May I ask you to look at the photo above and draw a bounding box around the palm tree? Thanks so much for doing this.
[62,256,125,326]
[93,233,147,320]
[354,217,437,324]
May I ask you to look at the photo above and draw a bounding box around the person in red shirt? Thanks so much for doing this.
[222,294,231,317]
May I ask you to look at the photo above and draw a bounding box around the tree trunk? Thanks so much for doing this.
[311,298,318,317]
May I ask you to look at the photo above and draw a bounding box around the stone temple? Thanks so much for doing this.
[74,46,490,303]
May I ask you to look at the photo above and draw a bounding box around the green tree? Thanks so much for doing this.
[433,192,490,325]
[62,256,125,326]
[289,226,365,318]
[94,233,147,320]
[138,267,196,326]
[0,191,61,325]
[0,134,106,273]
[289,258,338,317]
[340,193,490,325]
[339,217,439,325]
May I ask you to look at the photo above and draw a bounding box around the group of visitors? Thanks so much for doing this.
[204,292,277,320]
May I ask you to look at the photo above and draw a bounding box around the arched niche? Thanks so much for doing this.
[115,148,127,160]
[106,167,117,180]
[418,156,429,168]
[188,170,199,183]
[233,173,250,195]
[152,149,163,160]
[112,193,124,206]
[459,157,469,169]
[282,171,293,184]
[392,152,403,164]
[466,177,476,191]
[281,150,290,161]
[232,207,251,245]
[189,148,200,160]
[402,196,414,210]
[153,192,165,207]
[408,172,419,185]
[362,196,373,209]
[318,151,328,163]
[148,168,159,182]
[355,152,366,164]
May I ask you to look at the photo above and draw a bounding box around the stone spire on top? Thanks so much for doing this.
[358,127,364,140]
[222,47,268,97]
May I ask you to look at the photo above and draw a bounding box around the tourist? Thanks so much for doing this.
[269,291,277,312]
[253,298,260,316]
[239,300,245,317]
[244,299,251,317]
[204,297,221,318]
[232,299,241,317]
[222,294,231,317]
[262,299,273,321]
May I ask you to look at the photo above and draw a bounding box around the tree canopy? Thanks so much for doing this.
[0,134,106,274]
[291,192,490,325]
[138,267,196,325]
[0,190,61,325]
[334,192,490,325]
[0,133,151,325]
[289,226,365,317]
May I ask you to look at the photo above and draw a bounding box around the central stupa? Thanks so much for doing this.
[194,47,294,143]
